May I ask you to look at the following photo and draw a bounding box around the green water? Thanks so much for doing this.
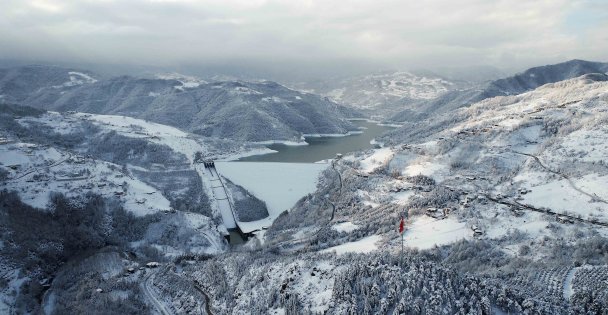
[239,121,396,163]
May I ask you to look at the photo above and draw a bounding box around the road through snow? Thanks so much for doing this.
[141,269,172,315]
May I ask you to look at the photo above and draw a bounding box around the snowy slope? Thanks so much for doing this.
[390,59,608,122]
[268,73,608,263]
[393,73,608,246]
[0,141,170,216]
[293,71,461,117]
[2,65,361,142]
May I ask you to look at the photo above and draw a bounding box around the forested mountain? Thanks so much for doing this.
[0,65,98,104]
[0,66,361,142]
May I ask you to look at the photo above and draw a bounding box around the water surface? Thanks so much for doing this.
[239,121,396,163]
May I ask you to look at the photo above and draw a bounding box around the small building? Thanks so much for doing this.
[518,188,530,195]
[556,215,574,224]
[471,225,483,236]
[146,262,160,268]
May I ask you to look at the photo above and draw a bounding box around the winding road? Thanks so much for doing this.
[193,283,214,315]
[141,269,172,315]
[510,150,608,204]
[329,160,343,222]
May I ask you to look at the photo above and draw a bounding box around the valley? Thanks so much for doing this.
[1,60,608,314]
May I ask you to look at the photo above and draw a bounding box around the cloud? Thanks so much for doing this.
[0,0,606,74]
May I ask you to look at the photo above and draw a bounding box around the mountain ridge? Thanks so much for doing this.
[390,59,608,122]
[0,65,361,142]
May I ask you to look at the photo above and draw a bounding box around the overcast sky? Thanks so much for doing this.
[1,0,606,77]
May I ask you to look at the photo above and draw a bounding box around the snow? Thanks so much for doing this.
[321,71,454,111]
[303,130,364,138]
[403,158,447,181]
[0,266,27,314]
[563,267,576,300]
[236,260,338,314]
[155,72,206,89]
[215,162,328,231]
[77,113,206,163]
[256,139,308,146]
[514,171,608,221]
[197,165,237,230]
[69,71,97,83]
[558,127,608,163]
[403,216,471,250]
[219,147,278,161]
[392,191,415,205]
[0,141,170,216]
[81,114,188,138]
[0,148,28,165]
[484,210,549,241]
[250,130,366,147]
[52,71,97,88]
[577,174,608,201]
[43,292,56,315]
[359,148,394,174]
[321,235,382,255]
[332,222,359,233]
[18,112,80,135]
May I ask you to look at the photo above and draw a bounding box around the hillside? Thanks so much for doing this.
[0,108,277,313]
[257,73,608,313]
[390,59,608,122]
[0,66,361,142]
[0,65,98,104]
[2,66,608,314]
[292,71,465,118]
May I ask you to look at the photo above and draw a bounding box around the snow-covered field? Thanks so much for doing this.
[321,235,383,255]
[403,217,470,250]
[359,147,394,174]
[332,221,360,233]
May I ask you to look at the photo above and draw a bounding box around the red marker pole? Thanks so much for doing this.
[399,216,405,266]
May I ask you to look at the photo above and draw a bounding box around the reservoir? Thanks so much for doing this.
[239,120,397,163]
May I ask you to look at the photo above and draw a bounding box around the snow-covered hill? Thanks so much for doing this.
[0,65,362,142]
[293,71,463,117]
[311,73,608,253]
[236,72,608,313]
[390,59,608,122]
